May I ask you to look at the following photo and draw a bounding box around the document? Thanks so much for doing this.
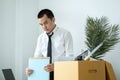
[28,57,50,80]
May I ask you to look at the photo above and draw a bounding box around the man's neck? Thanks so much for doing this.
[47,24,56,34]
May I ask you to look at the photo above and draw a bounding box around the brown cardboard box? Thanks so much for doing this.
[105,61,116,80]
[54,61,106,80]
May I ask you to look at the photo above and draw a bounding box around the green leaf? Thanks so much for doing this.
[85,16,120,59]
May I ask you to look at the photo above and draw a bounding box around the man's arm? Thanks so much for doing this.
[34,35,43,57]
[64,31,73,56]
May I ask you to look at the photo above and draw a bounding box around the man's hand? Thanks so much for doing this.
[44,63,54,72]
[25,68,34,76]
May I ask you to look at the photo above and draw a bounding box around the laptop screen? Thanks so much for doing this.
[2,69,15,80]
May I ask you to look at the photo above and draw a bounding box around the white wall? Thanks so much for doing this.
[0,0,16,80]
[0,0,120,80]
[0,0,40,80]
[15,0,40,80]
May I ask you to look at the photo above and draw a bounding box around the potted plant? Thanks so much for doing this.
[85,16,120,59]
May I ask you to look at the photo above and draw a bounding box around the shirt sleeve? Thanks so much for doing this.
[64,31,74,57]
[34,35,43,57]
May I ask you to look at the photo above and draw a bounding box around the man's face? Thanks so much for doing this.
[38,14,55,33]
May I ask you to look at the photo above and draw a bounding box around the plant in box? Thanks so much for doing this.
[85,16,119,59]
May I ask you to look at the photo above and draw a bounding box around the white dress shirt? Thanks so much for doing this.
[34,26,73,62]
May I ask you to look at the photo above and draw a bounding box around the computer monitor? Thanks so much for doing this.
[2,69,15,80]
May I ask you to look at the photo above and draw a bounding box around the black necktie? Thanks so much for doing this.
[47,32,53,63]
[47,32,54,80]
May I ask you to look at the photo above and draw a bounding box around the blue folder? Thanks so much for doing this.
[28,57,50,80]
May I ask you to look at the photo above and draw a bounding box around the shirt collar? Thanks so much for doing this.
[52,25,58,33]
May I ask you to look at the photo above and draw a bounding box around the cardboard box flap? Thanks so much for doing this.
[105,61,116,80]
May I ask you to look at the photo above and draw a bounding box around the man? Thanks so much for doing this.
[26,9,73,80]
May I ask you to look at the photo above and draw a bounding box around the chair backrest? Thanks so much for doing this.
[2,69,15,80]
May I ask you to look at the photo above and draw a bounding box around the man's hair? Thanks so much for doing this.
[37,9,54,19]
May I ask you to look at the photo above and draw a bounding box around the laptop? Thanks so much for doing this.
[2,69,15,80]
